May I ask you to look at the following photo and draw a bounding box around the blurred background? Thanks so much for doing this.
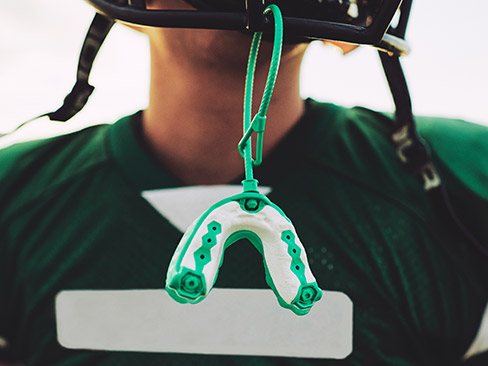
[1,0,487,148]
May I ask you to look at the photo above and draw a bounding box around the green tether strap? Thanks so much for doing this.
[239,4,283,192]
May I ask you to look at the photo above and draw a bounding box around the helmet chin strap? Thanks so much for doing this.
[165,4,323,316]
[380,52,488,258]
[47,14,115,122]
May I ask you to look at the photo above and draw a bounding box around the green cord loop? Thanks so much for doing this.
[239,4,283,191]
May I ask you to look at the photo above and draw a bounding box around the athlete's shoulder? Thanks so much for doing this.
[302,99,415,199]
[0,123,111,218]
[303,99,399,166]
[304,99,488,198]
[300,100,488,224]
[416,115,488,200]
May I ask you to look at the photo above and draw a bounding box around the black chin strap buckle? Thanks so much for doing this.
[392,125,441,191]
[245,0,266,32]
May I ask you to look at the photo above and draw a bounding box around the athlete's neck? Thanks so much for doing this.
[141,36,307,185]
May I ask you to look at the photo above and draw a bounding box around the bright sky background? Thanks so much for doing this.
[1,0,487,148]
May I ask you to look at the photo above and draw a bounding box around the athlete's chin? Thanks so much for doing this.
[190,29,254,69]
[168,29,305,72]
[152,27,253,72]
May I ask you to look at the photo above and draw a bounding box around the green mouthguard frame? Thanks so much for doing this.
[165,4,322,315]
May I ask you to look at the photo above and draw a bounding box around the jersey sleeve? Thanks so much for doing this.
[0,142,30,360]
[0,129,108,364]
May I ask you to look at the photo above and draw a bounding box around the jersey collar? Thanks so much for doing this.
[107,99,319,191]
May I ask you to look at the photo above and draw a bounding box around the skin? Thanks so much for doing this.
[139,0,354,185]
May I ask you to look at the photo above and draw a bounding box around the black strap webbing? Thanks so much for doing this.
[48,13,114,122]
[379,51,488,258]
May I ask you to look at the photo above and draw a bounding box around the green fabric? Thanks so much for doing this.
[0,99,487,365]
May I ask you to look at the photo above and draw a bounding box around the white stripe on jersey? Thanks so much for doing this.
[56,289,352,359]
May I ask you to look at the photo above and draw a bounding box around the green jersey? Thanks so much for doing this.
[0,99,487,365]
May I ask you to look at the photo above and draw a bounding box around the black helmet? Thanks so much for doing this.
[86,0,411,54]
